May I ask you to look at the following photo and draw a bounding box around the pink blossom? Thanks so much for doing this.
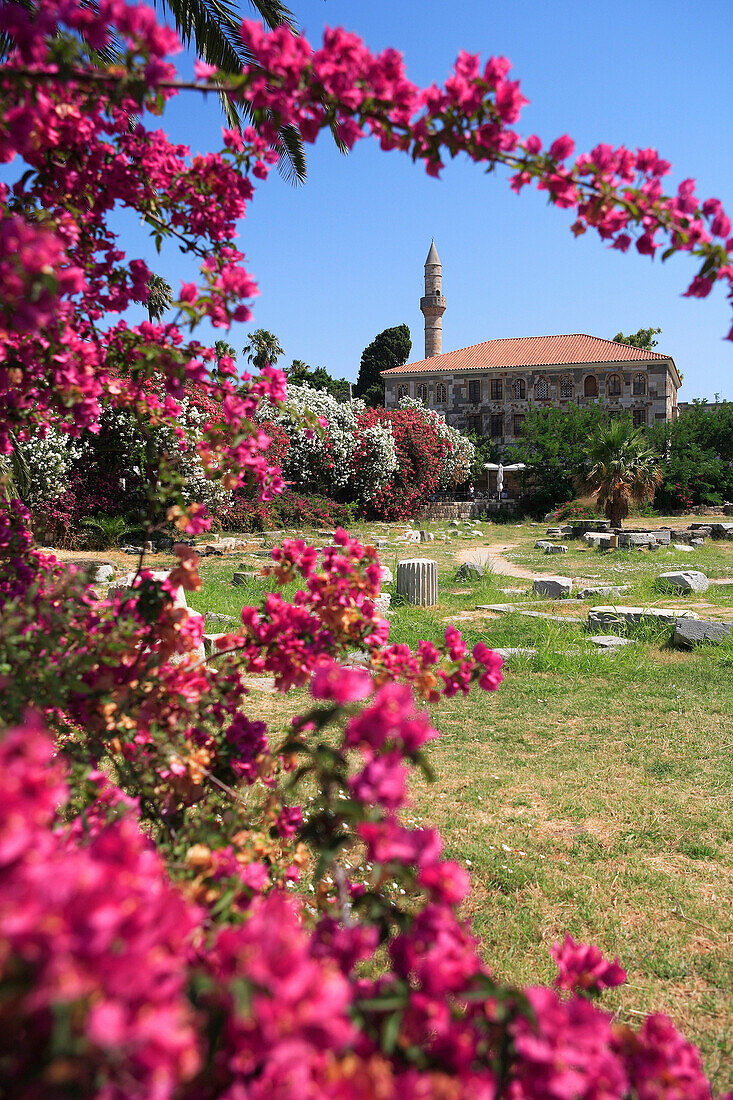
[311,660,373,704]
[552,933,627,993]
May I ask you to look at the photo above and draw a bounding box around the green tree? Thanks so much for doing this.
[212,340,237,380]
[577,419,662,528]
[286,360,350,400]
[467,433,502,484]
[242,329,284,370]
[649,400,733,508]
[504,403,617,515]
[355,324,411,408]
[612,326,662,350]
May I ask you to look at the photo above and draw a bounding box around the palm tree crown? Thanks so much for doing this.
[242,329,284,370]
[578,419,663,528]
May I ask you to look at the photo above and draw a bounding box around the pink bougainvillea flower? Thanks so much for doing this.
[311,660,373,704]
[551,933,627,993]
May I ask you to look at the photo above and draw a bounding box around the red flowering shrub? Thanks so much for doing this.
[220,488,352,530]
[357,405,452,519]
[0,2,730,1096]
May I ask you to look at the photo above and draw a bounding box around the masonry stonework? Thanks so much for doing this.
[383,247,680,449]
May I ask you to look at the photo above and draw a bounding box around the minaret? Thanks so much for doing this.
[420,240,446,358]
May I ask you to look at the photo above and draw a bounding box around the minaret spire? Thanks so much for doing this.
[420,239,446,357]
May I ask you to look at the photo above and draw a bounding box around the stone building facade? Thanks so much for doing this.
[382,244,681,447]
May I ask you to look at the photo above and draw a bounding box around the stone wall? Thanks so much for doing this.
[384,359,678,448]
[418,500,518,521]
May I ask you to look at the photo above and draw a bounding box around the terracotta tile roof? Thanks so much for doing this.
[381,334,671,375]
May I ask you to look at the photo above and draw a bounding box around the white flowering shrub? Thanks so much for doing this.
[397,396,475,487]
[92,398,229,516]
[15,428,84,505]
[256,384,397,503]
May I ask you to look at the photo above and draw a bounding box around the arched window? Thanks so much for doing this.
[535,377,549,400]
[584,375,598,398]
[397,383,409,400]
[512,379,526,400]
[435,382,447,403]
[560,378,573,400]
[416,383,427,403]
[607,373,622,397]
[633,373,647,395]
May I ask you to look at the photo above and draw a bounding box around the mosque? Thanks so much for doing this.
[381,242,681,447]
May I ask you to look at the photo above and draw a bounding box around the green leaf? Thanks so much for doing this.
[382,1009,403,1054]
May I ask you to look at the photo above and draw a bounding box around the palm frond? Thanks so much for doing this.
[152,0,306,183]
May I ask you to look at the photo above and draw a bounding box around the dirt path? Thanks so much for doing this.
[454,542,539,580]
[454,542,602,587]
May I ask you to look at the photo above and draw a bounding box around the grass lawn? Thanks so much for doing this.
[185,515,733,1089]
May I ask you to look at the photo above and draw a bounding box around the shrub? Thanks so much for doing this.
[552,500,599,522]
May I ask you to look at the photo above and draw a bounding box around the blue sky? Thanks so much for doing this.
[24,1,733,397]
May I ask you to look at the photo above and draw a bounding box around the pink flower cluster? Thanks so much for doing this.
[0,718,201,1097]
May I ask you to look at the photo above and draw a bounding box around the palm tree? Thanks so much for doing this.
[151,0,306,184]
[146,274,174,322]
[80,513,137,549]
[578,419,663,529]
[0,434,31,502]
[242,329,284,370]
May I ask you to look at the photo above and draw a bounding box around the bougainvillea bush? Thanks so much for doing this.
[1,1,733,1096]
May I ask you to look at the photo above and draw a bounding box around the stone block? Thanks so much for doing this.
[455,561,485,581]
[205,612,238,628]
[93,564,115,583]
[710,522,733,539]
[544,544,568,554]
[534,540,554,550]
[619,531,657,548]
[657,570,709,594]
[576,585,629,599]
[674,619,733,648]
[232,571,257,585]
[373,592,391,616]
[203,633,227,657]
[533,576,572,598]
[588,606,699,628]
[588,635,635,650]
[583,532,606,547]
[379,566,393,586]
[396,559,438,606]
[494,647,537,660]
[690,538,705,547]
[672,543,695,552]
